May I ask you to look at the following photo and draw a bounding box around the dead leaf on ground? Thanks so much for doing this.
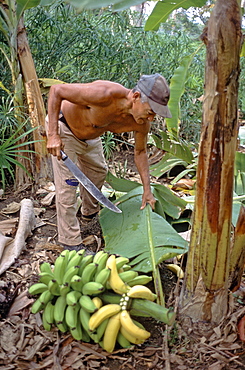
[0,202,21,215]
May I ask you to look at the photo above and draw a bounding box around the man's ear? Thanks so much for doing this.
[132,91,141,102]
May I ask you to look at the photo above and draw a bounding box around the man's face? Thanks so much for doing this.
[132,97,156,125]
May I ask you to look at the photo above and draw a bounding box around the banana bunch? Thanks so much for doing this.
[28,249,168,353]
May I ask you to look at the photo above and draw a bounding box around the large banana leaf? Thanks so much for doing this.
[145,0,208,31]
[106,171,186,219]
[100,190,188,273]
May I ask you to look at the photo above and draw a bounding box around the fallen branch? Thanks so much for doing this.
[0,199,36,275]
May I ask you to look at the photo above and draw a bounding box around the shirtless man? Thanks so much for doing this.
[46,73,171,250]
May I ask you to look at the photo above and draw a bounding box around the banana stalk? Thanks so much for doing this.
[130,298,176,326]
[145,205,165,307]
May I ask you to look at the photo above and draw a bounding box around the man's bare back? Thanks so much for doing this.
[48,80,154,141]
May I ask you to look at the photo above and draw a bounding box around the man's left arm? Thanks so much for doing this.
[134,130,156,210]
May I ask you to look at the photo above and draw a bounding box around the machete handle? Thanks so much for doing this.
[60,150,68,161]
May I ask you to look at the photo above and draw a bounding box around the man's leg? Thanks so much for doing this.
[47,117,88,246]
[77,138,108,217]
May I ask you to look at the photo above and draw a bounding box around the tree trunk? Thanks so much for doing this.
[17,17,52,185]
[179,0,242,334]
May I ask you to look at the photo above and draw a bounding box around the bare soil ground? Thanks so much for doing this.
[0,149,245,370]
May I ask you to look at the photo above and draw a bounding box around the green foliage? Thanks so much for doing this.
[234,151,245,197]
[0,96,39,190]
[150,130,197,184]
[101,132,116,160]
[24,5,205,142]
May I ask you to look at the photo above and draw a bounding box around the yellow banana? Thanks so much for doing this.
[106,255,130,295]
[92,297,103,309]
[166,264,184,278]
[89,303,121,331]
[119,326,145,345]
[127,285,156,301]
[103,312,121,353]
[120,310,150,341]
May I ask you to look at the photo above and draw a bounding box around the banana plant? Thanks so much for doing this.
[0,121,39,189]
[99,184,188,306]
[150,130,197,184]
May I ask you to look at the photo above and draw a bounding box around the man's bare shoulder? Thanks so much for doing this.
[55,80,129,106]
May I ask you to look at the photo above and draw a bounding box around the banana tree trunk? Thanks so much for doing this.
[17,17,52,185]
[179,0,242,331]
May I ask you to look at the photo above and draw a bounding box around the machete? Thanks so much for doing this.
[60,150,122,214]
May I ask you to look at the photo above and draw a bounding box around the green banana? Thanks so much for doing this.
[94,268,111,287]
[40,262,53,275]
[42,312,52,331]
[56,320,68,333]
[79,307,98,342]
[31,298,45,314]
[65,303,80,328]
[94,252,109,277]
[66,250,84,270]
[82,328,91,342]
[66,290,82,306]
[60,283,70,296]
[62,265,80,284]
[95,317,109,342]
[78,254,94,275]
[82,282,105,296]
[117,331,132,348]
[67,250,77,260]
[70,322,83,340]
[81,262,98,285]
[115,256,130,270]
[39,289,54,305]
[29,283,48,295]
[79,295,98,313]
[38,272,54,285]
[99,292,122,305]
[120,264,131,272]
[54,295,67,323]
[119,270,138,282]
[127,275,152,287]
[70,275,83,292]
[48,279,60,296]
[79,307,91,334]
[53,255,67,284]
[43,301,55,325]
[93,250,105,264]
